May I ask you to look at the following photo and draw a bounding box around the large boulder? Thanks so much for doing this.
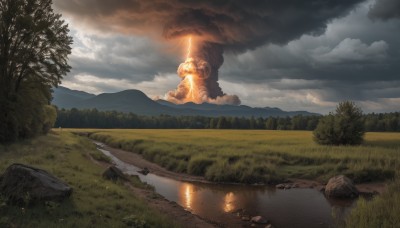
[102,166,128,181]
[0,164,72,203]
[325,175,358,198]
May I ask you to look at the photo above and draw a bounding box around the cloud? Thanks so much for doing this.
[55,0,400,113]
[313,38,388,64]
[369,0,400,20]
[68,28,179,82]
[55,0,364,51]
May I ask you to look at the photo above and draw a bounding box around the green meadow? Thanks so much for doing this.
[75,129,400,227]
[0,132,179,228]
[72,129,400,184]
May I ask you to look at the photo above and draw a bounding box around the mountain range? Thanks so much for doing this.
[52,86,319,117]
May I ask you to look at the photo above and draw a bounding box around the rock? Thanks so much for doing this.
[0,163,72,203]
[276,184,285,189]
[241,216,250,221]
[325,175,359,198]
[284,185,292,190]
[277,183,294,189]
[138,167,150,175]
[102,166,128,181]
[251,215,268,224]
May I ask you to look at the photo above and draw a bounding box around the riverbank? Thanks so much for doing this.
[95,140,388,195]
[78,129,398,185]
[0,132,215,228]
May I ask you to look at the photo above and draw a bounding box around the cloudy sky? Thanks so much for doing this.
[54,0,400,114]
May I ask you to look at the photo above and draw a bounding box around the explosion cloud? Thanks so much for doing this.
[166,37,240,104]
[55,0,365,105]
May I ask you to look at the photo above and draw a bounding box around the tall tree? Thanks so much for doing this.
[0,0,72,142]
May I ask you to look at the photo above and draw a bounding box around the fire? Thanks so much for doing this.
[186,74,195,99]
[165,36,241,105]
[172,36,208,104]
[187,36,192,59]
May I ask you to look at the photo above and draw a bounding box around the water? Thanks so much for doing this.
[96,142,355,227]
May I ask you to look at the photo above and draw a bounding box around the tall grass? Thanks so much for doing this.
[0,132,179,228]
[346,179,400,228]
[69,129,400,184]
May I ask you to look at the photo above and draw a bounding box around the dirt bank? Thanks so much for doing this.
[95,142,211,183]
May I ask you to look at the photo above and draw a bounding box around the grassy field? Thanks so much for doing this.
[0,132,179,228]
[70,129,400,184]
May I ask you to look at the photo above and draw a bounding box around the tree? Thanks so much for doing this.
[265,117,277,130]
[216,116,229,129]
[314,101,365,145]
[0,0,72,142]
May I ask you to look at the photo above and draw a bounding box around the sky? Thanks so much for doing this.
[53,0,400,114]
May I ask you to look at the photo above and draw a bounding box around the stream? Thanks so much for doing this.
[95,142,356,228]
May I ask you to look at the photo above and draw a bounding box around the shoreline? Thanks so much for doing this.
[94,140,388,194]
[87,144,221,228]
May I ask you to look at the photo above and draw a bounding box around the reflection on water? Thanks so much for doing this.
[95,142,356,228]
[182,183,193,210]
[223,192,235,212]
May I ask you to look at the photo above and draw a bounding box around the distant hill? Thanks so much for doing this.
[52,86,96,108]
[52,86,319,117]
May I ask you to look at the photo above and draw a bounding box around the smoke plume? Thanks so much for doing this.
[54,0,364,104]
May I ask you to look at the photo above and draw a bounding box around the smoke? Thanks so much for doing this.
[166,40,241,104]
[54,0,365,105]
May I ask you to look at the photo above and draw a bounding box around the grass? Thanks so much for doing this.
[67,129,400,184]
[345,179,400,228]
[0,132,179,228]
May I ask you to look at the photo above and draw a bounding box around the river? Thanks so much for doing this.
[96,142,356,228]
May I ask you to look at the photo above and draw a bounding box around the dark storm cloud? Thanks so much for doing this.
[55,0,364,51]
[56,0,400,113]
[55,0,366,105]
[369,0,400,20]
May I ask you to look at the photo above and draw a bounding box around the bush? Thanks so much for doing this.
[314,101,365,145]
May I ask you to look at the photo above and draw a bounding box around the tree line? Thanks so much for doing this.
[55,108,400,132]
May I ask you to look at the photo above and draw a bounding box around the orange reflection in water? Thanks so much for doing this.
[223,192,236,212]
[181,183,193,210]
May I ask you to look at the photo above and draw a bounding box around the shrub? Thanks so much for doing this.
[314,101,365,145]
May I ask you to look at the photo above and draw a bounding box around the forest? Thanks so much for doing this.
[55,108,400,131]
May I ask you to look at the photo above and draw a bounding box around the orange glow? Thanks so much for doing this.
[166,36,213,104]
[177,36,204,103]
[186,74,195,99]
[182,183,193,210]
[223,192,235,212]
[187,36,192,59]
